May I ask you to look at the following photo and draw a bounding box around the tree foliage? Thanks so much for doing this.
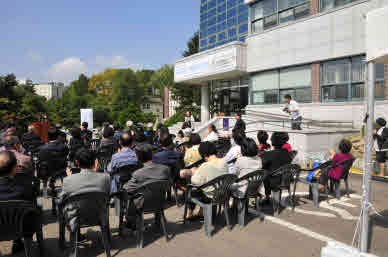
[183,31,199,57]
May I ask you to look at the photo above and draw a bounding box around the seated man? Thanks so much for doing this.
[0,151,34,254]
[107,132,138,193]
[38,127,69,196]
[99,126,119,155]
[22,125,44,155]
[152,132,182,166]
[59,148,110,201]
[3,136,33,175]
[186,142,228,219]
[124,144,170,192]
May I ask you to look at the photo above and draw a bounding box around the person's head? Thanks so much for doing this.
[376,118,387,129]
[160,132,173,148]
[189,133,201,146]
[126,120,133,128]
[147,123,154,131]
[102,122,109,129]
[185,111,191,117]
[119,132,133,148]
[234,112,241,120]
[48,127,58,141]
[232,128,245,146]
[4,136,21,152]
[74,148,97,170]
[241,138,259,157]
[338,139,352,154]
[28,124,36,133]
[55,124,62,130]
[103,126,114,139]
[134,126,146,142]
[70,127,82,139]
[257,130,269,145]
[177,130,184,139]
[0,151,18,177]
[159,126,170,137]
[283,94,292,104]
[271,132,289,149]
[208,124,218,134]
[81,122,88,130]
[199,141,217,161]
[136,144,154,163]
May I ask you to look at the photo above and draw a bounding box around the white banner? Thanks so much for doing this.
[80,109,93,129]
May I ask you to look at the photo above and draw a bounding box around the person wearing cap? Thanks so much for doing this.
[125,120,134,135]
[374,117,388,176]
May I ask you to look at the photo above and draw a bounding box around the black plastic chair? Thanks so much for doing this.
[121,180,171,248]
[0,201,44,257]
[329,157,356,199]
[270,164,301,214]
[183,174,237,237]
[58,192,111,257]
[297,160,335,208]
[231,170,266,227]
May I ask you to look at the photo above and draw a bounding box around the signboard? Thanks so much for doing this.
[175,47,239,82]
[80,109,93,129]
[366,7,388,63]
[222,118,230,131]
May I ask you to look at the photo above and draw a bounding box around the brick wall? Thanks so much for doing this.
[385,64,388,100]
[311,63,320,103]
[310,0,319,15]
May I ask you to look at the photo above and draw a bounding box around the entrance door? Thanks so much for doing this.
[216,86,248,116]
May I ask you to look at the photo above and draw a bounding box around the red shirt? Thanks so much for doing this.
[282,143,292,152]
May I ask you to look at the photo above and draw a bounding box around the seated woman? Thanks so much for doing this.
[318,139,353,190]
[185,142,228,219]
[262,132,293,202]
[174,130,186,145]
[257,130,271,153]
[279,132,292,152]
[204,124,219,142]
[233,137,263,194]
[179,134,203,178]
[223,129,245,174]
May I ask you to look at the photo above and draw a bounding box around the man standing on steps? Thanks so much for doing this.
[283,94,302,130]
[234,112,246,132]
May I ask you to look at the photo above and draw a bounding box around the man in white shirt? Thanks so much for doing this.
[283,94,302,130]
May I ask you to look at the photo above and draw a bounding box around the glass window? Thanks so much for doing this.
[279,65,311,89]
[218,3,226,12]
[238,4,248,14]
[294,3,310,19]
[239,36,246,42]
[279,9,294,23]
[251,70,279,91]
[351,56,365,82]
[218,12,226,22]
[263,14,278,29]
[376,64,385,80]
[201,4,207,13]
[227,17,237,27]
[228,28,237,38]
[321,59,350,85]
[227,8,237,18]
[209,35,217,44]
[322,84,348,102]
[201,0,207,4]
[200,39,208,47]
[252,90,279,104]
[217,22,227,32]
[207,8,217,18]
[238,23,248,34]
[208,17,217,26]
[279,0,307,11]
[207,25,217,35]
[238,12,248,23]
[228,0,237,6]
[218,32,227,41]
[321,0,355,12]
[252,19,263,33]
[208,0,217,9]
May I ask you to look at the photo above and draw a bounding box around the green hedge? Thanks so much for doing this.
[164,111,185,127]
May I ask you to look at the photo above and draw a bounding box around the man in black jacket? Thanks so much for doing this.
[0,150,35,254]
[38,127,69,196]
[374,118,388,177]
[233,112,246,132]
[21,125,44,155]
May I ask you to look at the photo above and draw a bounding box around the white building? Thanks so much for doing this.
[175,0,388,128]
[33,82,65,100]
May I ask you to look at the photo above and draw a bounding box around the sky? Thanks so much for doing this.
[0,0,199,85]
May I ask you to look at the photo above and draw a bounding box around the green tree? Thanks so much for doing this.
[183,31,199,57]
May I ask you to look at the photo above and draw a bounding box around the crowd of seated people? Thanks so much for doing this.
[0,119,357,255]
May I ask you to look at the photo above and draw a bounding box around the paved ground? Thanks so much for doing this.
[1,174,388,257]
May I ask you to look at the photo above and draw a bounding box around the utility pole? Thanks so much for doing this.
[360,61,375,252]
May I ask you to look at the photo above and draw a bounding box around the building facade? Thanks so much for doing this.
[175,0,388,127]
[33,82,65,100]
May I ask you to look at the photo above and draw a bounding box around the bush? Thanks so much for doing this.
[164,111,185,127]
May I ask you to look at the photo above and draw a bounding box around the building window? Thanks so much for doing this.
[142,103,151,110]
[321,56,385,102]
[250,0,309,34]
[250,65,312,105]
[320,0,354,12]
